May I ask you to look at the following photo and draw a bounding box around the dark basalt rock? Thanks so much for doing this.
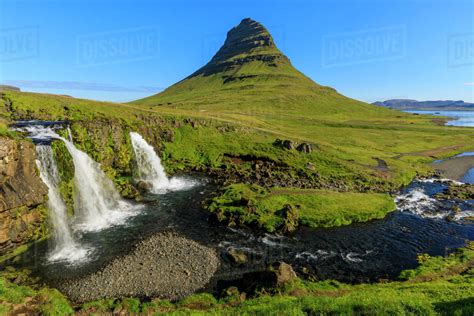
[273,138,296,150]
[236,262,297,294]
[136,180,152,193]
[187,18,290,79]
[296,143,312,154]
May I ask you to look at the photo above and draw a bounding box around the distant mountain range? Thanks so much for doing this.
[373,99,474,111]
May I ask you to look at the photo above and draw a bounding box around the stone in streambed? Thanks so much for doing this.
[227,248,248,265]
[136,180,152,192]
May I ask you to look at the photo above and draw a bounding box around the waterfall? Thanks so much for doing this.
[59,136,137,231]
[35,145,90,263]
[67,126,73,142]
[130,132,170,190]
[130,132,196,193]
[22,125,138,232]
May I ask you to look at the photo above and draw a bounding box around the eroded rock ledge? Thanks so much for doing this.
[0,137,48,254]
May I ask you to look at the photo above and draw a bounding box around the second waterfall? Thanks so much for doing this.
[130,132,196,194]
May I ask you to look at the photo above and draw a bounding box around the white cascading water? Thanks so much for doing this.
[61,138,137,231]
[67,126,73,142]
[25,125,138,231]
[129,132,195,193]
[35,145,90,263]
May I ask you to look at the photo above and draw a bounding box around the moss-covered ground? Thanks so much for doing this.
[208,183,396,232]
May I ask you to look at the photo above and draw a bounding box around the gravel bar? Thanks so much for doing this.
[58,232,220,303]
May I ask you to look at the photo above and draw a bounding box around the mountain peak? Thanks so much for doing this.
[210,18,275,62]
[186,18,286,78]
[134,18,345,109]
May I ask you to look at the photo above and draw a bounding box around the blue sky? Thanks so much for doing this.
[0,0,473,103]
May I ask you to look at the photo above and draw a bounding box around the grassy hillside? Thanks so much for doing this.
[131,18,474,187]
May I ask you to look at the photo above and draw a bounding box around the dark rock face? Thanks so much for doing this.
[189,18,289,78]
[211,18,275,63]
[236,262,297,294]
[296,143,312,154]
[273,139,296,150]
[0,137,48,254]
[274,139,313,154]
[136,180,152,193]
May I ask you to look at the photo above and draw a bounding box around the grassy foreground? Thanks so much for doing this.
[1,243,473,315]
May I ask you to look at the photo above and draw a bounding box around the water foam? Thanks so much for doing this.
[130,132,197,194]
[23,125,139,232]
[36,145,91,264]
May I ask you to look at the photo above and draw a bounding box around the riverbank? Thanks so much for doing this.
[433,155,474,182]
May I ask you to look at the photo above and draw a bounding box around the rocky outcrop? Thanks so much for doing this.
[273,139,313,154]
[296,143,312,154]
[273,139,296,150]
[0,137,48,254]
[237,262,297,294]
[187,18,291,79]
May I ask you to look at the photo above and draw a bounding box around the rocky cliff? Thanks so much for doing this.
[0,137,48,254]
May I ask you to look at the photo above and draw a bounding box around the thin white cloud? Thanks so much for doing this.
[464,82,474,86]
[1,80,163,93]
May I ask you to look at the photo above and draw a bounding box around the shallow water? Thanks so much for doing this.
[462,168,474,184]
[11,177,474,286]
[405,110,474,127]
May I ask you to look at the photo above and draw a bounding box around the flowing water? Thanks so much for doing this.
[35,145,90,264]
[130,132,196,193]
[59,137,138,231]
[14,122,140,233]
[12,177,474,287]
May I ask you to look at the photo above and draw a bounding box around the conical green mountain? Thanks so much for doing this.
[133,18,395,120]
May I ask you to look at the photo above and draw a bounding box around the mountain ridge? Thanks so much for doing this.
[374,99,474,111]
